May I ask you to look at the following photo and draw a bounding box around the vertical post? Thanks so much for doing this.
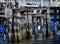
[23,0,26,5]
[4,18,9,42]
[26,11,30,39]
[41,18,43,26]
[46,8,48,37]
[50,0,52,6]
[50,0,52,2]
[5,0,8,42]
[18,0,21,8]
[49,0,50,7]
[58,9,60,33]
[26,11,28,38]
[54,8,56,24]
[59,9,60,25]
[41,0,43,7]
[6,0,8,8]
[12,10,14,41]
[56,0,58,7]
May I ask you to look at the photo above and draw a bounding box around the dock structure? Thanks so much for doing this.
[0,0,60,8]
[0,0,60,42]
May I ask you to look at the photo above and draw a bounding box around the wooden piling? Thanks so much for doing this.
[8,32,12,42]
[14,30,17,41]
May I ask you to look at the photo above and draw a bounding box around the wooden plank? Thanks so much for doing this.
[0,15,5,17]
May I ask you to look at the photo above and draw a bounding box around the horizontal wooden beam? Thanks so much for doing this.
[0,15,5,17]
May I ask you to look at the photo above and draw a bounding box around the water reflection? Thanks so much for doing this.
[50,35,54,39]
[9,42,23,44]
[9,35,60,44]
